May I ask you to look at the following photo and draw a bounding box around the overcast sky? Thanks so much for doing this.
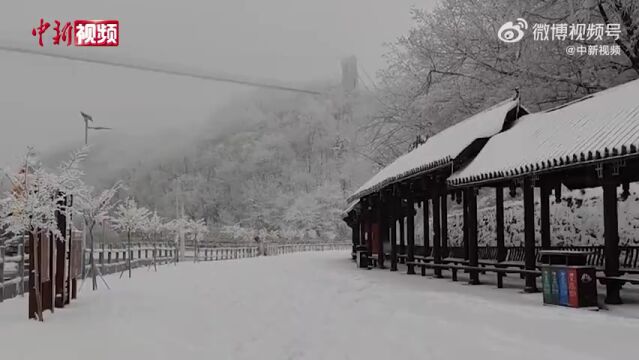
[0,0,434,164]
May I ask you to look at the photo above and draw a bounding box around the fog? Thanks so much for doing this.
[0,0,429,165]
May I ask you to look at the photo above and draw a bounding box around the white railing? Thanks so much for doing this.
[1,242,350,303]
[187,243,351,262]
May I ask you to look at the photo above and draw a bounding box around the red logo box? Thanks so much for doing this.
[74,20,119,46]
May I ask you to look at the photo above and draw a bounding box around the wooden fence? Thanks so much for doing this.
[1,242,351,302]
[0,245,28,302]
[187,243,351,261]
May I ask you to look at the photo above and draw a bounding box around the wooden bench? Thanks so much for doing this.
[620,247,639,275]
[598,275,639,286]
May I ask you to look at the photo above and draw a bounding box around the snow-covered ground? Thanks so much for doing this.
[1,252,639,360]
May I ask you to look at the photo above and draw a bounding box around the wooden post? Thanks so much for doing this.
[351,218,358,259]
[390,197,398,271]
[432,187,442,278]
[440,190,449,258]
[603,180,622,304]
[495,186,506,262]
[523,178,538,293]
[365,205,373,259]
[406,194,416,275]
[540,181,551,250]
[468,188,480,285]
[462,190,469,260]
[0,246,4,303]
[423,198,430,256]
[399,215,405,264]
[377,198,386,269]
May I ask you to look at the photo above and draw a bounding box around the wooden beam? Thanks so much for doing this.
[495,186,506,262]
[540,181,551,249]
[603,180,622,304]
[523,178,538,293]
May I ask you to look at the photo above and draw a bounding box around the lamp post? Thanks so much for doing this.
[80,112,112,145]
[79,112,112,280]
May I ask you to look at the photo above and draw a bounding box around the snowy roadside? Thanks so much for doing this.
[1,251,638,360]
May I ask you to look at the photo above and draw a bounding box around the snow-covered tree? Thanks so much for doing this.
[74,182,121,290]
[0,148,68,321]
[140,211,167,269]
[165,216,190,261]
[111,198,150,278]
[188,218,208,262]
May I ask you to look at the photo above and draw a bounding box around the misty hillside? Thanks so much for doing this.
[73,86,381,242]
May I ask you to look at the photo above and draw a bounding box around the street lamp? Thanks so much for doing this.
[80,112,112,145]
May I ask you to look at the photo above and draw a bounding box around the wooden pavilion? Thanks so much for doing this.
[344,96,527,276]
[446,78,639,304]
[345,78,639,305]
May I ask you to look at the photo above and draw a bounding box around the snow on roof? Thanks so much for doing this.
[341,199,360,219]
[348,98,522,202]
[448,78,639,187]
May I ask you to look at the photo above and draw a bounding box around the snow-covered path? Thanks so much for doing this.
[1,252,638,360]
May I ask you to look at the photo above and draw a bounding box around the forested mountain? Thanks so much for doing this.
[91,87,382,242]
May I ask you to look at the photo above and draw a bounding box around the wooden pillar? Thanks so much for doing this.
[399,214,406,264]
[440,190,449,258]
[423,198,430,256]
[540,181,551,250]
[390,194,398,271]
[359,220,365,253]
[603,180,622,304]
[351,218,358,258]
[523,178,538,293]
[365,206,373,258]
[377,197,386,269]
[495,186,506,262]
[0,246,4,303]
[406,194,416,275]
[462,190,469,260]
[431,188,442,278]
[468,188,480,285]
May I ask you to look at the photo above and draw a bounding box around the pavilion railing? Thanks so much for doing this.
[404,245,639,268]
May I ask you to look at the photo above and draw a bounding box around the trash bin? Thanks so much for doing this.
[540,250,598,308]
[356,248,369,269]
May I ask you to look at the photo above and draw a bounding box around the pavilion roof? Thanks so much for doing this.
[347,97,523,202]
[448,78,639,187]
[341,199,360,219]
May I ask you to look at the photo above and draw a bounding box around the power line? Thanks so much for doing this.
[0,43,323,95]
